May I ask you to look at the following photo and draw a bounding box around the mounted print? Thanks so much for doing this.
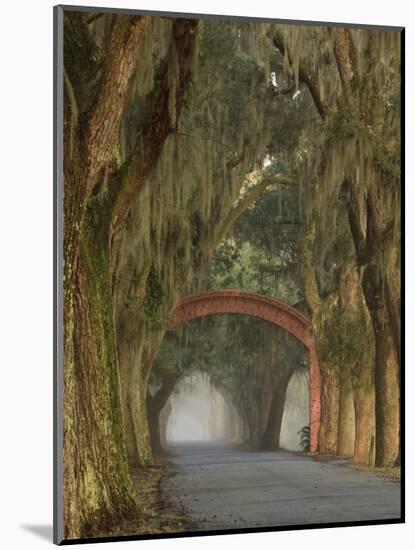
[54,4,404,545]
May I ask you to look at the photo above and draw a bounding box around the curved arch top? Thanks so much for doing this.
[169,290,313,347]
[169,290,321,453]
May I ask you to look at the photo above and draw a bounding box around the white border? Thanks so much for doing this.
[0,1,411,549]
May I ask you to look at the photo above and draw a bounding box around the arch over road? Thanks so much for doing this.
[169,290,321,453]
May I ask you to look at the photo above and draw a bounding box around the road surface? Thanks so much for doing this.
[161,442,401,531]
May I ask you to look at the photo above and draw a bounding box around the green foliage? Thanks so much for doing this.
[374,143,400,184]
[204,179,304,306]
[326,109,360,144]
[298,425,310,451]
[199,20,268,137]
[199,21,236,59]
[235,184,301,255]
[144,268,167,330]
[209,241,241,283]
[267,87,318,156]
[64,12,101,113]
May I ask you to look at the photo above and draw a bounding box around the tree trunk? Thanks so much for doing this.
[372,310,400,466]
[360,265,400,467]
[147,374,179,457]
[63,205,136,539]
[347,182,400,468]
[353,381,375,466]
[148,403,162,456]
[117,335,155,468]
[261,376,290,450]
[62,15,165,538]
[159,401,172,449]
[337,364,355,456]
[117,346,140,466]
[129,366,154,466]
[226,402,241,442]
[318,365,340,454]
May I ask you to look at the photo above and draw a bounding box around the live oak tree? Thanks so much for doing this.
[275,26,400,465]
[63,12,198,538]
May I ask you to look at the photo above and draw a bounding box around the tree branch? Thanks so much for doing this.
[63,67,78,159]
[273,33,327,120]
[87,13,104,25]
[300,222,321,314]
[331,28,355,102]
[63,14,150,324]
[85,15,150,191]
[343,178,370,265]
[212,174,296,251]
[148,373,181,416]
[109,19,198,241]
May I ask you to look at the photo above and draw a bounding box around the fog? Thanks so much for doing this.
[166,373,231,443]
[280,370,309,450]
[165,369,309,450]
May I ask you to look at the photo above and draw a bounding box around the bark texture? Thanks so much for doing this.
[147,374,180,455]
[64,201,136,539]
[261,372,292,450]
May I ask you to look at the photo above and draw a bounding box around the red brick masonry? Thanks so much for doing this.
[170,290,321,452]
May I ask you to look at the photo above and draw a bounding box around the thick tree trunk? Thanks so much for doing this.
[147,374,179,456]
[353,381,375,466]
[227,402,241,442]
[116,328,156,468]
[363,192,400,468]
[117,327,166,468]
[148,405,162,456]
[117,346,140,466]
[372,311,400,467]
[227,404,236,442]
[62,15,158,539]
[159,401,172,449]
[129,365,154,467]
[64,206,136,539]
[347,182,400,468]
[337,261,376,465]
[361,265,400,467]
[217,390,241,443]
[337,364,355,456]
[247,417,259,448]
[318,365,340,454]
[261,376,290,450]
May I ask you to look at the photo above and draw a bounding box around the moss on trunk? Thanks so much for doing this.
[260,373,291,450]
[64,199,137,539]
[337,364,355,456]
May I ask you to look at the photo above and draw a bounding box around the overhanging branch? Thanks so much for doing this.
[212,174,296,250]
[273,33,327,120]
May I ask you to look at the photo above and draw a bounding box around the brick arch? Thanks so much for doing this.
[169,290,321,453]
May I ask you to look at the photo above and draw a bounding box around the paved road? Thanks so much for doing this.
[161,442,401,531]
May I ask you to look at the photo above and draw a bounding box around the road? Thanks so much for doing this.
[161,442,401,531]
